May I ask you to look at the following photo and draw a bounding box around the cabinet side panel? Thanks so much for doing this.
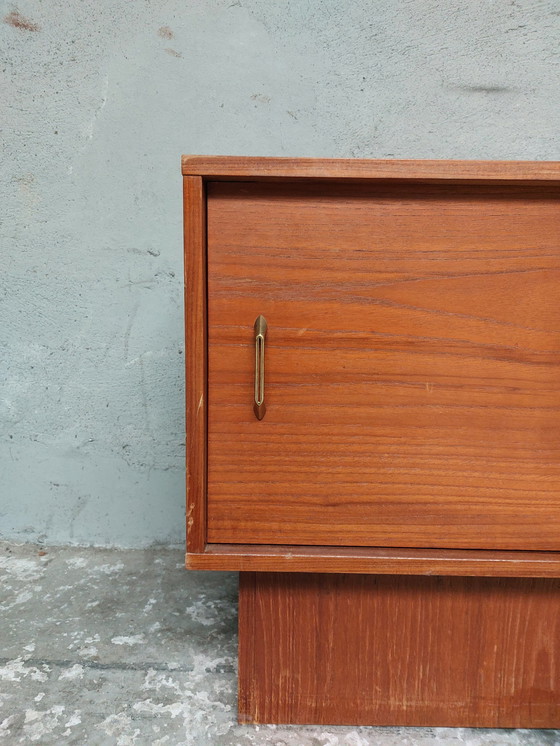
[239,573,560,727]
[184,175,207,553]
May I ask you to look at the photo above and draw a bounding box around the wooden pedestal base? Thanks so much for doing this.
[238,573,560,727]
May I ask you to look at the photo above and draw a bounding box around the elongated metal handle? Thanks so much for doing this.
[253,315,267,420]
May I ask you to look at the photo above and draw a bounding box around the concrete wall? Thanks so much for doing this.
[2,1,559,547]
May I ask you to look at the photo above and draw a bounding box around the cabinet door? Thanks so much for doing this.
[206,180,560,550]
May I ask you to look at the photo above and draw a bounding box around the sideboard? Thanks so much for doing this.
[183,156,560,727]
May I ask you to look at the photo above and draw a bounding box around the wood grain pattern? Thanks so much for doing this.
[239,572,560,727]
[182,155,560,183]
[186,543,560,577]
[207,180,560,550]
[184,175,207,553]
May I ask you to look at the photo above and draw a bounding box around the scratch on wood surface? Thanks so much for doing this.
[187,499,194,530]
[197,394,203,415]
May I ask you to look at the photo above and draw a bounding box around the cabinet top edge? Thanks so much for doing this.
[181,155,560,181]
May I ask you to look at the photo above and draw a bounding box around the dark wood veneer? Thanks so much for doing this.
[184,157,560,728]
[184,157,560,572]
[239,572,560,727]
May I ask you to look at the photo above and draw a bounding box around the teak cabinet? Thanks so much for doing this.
[183,157,560,728]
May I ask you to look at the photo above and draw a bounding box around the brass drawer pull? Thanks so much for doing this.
[253,315,267,420]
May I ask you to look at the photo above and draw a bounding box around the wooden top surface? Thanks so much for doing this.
[182,155,560,182]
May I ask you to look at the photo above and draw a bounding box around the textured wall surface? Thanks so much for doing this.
[1,0,559,546]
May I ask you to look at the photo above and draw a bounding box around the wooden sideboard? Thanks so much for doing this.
[183,156,560,727]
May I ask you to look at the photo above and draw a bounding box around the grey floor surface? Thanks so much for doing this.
[0,542,558,746]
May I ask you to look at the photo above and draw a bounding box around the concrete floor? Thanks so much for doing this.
[1,543,559,746]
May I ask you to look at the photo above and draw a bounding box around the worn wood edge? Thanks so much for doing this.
[184,175,207,553]
[181,155,560,182]
[185,544,560,577]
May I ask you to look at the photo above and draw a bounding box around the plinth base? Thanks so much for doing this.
[238,573,560,727]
